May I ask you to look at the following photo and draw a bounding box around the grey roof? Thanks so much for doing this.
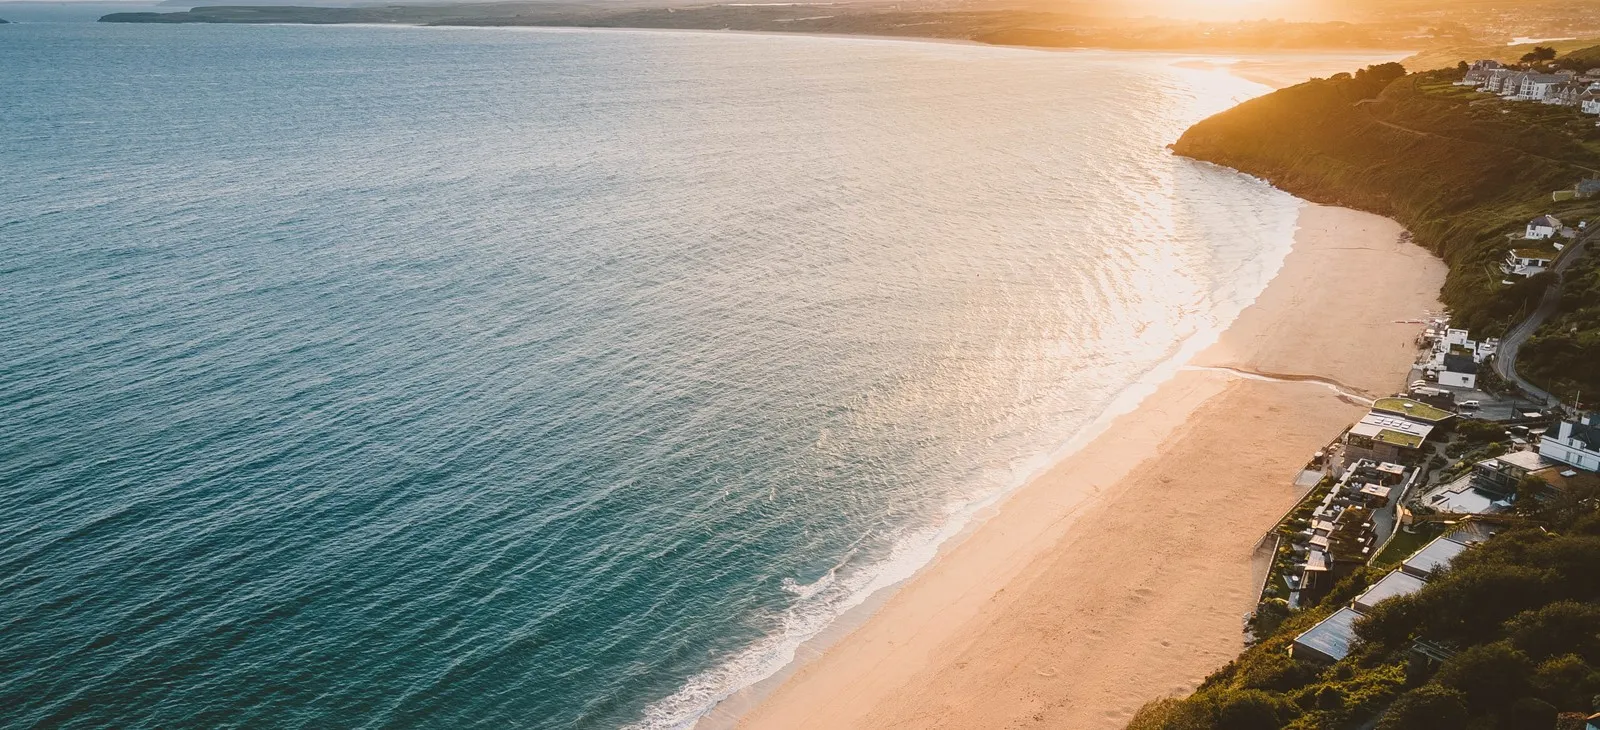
[1353,570,1426,612]
[1570,417,1600,449]
[1293,607,1363,662]
[1578,179,1600,194]
[1443,354,1479,374]
[1402,535,1469,578]
[1496,449,1551,472]
[1532,215,1563,227]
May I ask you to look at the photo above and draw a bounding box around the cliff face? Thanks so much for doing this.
[1173,67,1595,336]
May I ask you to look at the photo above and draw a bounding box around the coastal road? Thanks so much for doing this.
[1493,228,1593,406]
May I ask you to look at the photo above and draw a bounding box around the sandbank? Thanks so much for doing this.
[723,203,1445,729]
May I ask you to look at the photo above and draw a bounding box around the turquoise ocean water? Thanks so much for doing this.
[0,21,1300,728]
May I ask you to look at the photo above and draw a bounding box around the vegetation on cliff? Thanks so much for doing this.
[1171,59,1600,398]
[1133,55,1600,729]
[1128,506,1600,729]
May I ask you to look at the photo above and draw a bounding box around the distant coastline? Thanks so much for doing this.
[94,3,1420,57]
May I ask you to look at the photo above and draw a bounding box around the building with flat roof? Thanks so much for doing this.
[1472,450,1556,496]
[1401,535,1470,579]
[1371,398,1454,424]
[1439,353,1479,389]
[1353,570,1427,613]
[1292,527,1487,663]
[1503,247,1558,279]
[1345,413,1434,464]
[1292,607,1363,663]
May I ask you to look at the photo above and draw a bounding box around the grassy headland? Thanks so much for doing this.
[1172,59,1600,398]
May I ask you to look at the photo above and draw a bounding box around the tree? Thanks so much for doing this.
[1508,602,1600,662]
[1516,476,1551,510]
[1355,62,1407,84]
[1433,642,1534,713]
[1523,46,1558,63]
[1532,654,1600,711]
[1352,62,1407,95]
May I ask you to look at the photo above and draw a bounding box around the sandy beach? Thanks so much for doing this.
[724,203,1444,729]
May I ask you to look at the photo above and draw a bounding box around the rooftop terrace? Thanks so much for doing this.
[1372,397,1454,424]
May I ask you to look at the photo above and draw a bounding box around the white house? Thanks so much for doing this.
[1527,215,1562,239]
[1541,414,1600,472]
[1461,59,1504,86]
[1439,353,1478,389]
[1502,248,1556,277]
[1475,337,1500,362]
[1499,71,1532,97]
[1548,82,1585,106]
[1583,87,1600,115]
[1520,73,1569,101]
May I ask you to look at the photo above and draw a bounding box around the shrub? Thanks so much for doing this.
[1532,654,1600,711]
[1376,685,1470,730]
[1508,602,1600,662]
[1234,648,1317,692]
[1126,697,1212,730]
[1247,599,1293,641]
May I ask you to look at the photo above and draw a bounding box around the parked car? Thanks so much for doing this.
[1460,399,1482,409]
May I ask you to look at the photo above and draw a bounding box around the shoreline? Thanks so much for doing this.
[681,56,1428,730]
[692,235,1297,728]
[727,202,1444,730]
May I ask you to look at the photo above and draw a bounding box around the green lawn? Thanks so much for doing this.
[1373,523,1444,568]
[1373,397,1454,423]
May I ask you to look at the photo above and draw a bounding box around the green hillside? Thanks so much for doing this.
[1171,59,1600,397]
[1404,37,1600,72]
[1128,516,1600,729]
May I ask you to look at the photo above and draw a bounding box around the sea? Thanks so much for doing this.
[0,18,1303,730]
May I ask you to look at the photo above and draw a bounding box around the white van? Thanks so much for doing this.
[1460,400,1481,409]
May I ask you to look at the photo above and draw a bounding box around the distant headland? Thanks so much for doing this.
[91,2,1417,54]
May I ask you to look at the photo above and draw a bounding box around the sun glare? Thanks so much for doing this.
[1126,0,1318,22]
